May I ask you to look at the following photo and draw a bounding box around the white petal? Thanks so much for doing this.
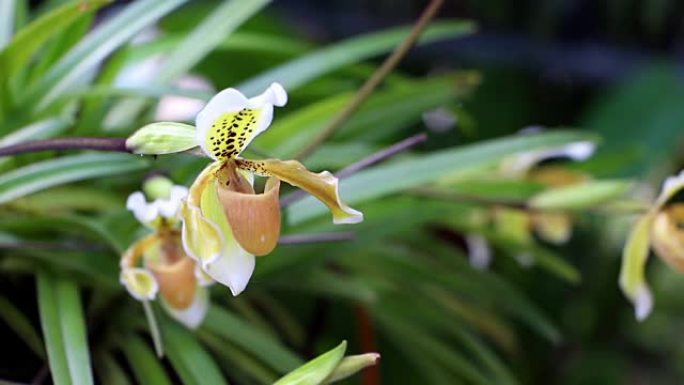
[656,169,684,206]
[195,88,249,158]
[465,234,492,270]
[194,264,215,287]
[563,141,595,161]
[162,287,209,329]
[634,284,654,322]
[201,246,255,296]
[156,185,189,219]
[126,191,158,223]
[247,82,288,108]
[249,104,274,145]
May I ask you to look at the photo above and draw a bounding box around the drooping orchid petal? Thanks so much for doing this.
[237,158,363,225]
[619,213,656,321]
[195,82,287,160]
[181,163,223,265]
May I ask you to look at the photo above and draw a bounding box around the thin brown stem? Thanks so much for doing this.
[280,132,427,207]
[278,232,356,245]
[0,137,128,157]
[293,0,445,159]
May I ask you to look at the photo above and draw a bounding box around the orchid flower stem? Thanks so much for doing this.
[293,0,445,160]
[281,132,427,207]
[336,133,427,179]
[0,137,128,157]
[142,300,164,358]
[278,232,356,245]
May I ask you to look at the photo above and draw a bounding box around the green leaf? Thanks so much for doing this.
[93,352,130,385]
[238,20,476,95]
[199,331,278,384]
[286,130,600,224]
[274,341,346,385]
[0,294,44,358]
[0,0,15,50]
[0,116,71,146]
[37,272,94,385]
[202,306,303,373]
[120,334,172,385]
[157,0,271,83]
[164,321,229,385]
[0,0,109,78]
[529,180,633,210]
[23,0,187,111]
[257,73,478,158]
[0,153,148,204]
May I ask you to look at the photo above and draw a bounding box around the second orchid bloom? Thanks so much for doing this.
[127,83,363,296]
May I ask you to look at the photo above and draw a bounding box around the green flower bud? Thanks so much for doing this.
[323,353,380,384]
[126,122,198,155]
[143,175,174,200]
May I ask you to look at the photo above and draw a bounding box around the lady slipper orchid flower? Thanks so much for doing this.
[620,170,684,321]
[126,82,363,296]
[121,176,210,329]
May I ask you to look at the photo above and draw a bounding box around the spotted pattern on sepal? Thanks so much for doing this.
[205,108,261,160]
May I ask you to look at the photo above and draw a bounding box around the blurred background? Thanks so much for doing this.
[2,0,684,384]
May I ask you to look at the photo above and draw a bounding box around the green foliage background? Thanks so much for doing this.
[0,0,683,384]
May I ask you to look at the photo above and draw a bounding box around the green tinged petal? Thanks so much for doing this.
[181,164,223,264]
[619,213,655,321]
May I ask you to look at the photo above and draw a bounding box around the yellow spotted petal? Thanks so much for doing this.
[619,213,656,321]
[203,108,262,160]
[237,158,363,224]
[196,83,287,160]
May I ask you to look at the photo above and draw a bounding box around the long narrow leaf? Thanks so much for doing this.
[0,0,15,50]
[0,153,148,204]
[238,21,475,95]
[286,131,599,224]
[164,322,229,385]
[24,0,187,111]
[119,334,172,385]
[202,306,303,373]
[0,0,109,78]
[37,272,94,385]
[158,0,271,82]
[0,294,44,358]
